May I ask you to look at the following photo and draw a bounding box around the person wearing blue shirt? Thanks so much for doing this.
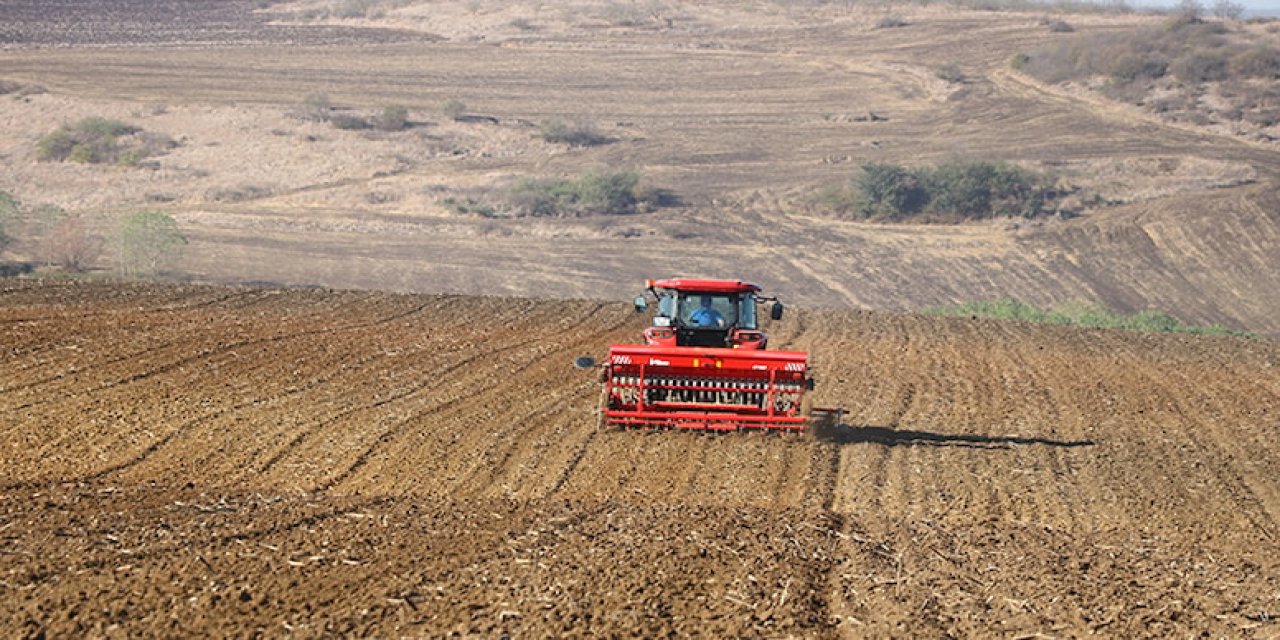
[689,295,725,327]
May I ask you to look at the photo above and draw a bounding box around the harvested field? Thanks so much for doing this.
[0,0,429,48]
[2,281,1278,637]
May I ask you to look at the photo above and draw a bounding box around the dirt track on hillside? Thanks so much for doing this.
[2,281,1278,637]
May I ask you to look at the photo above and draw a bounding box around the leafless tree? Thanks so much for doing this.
[39,215,102,272]
[1212,0,1245,20]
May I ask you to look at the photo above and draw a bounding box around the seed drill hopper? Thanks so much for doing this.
[593,278,832,432]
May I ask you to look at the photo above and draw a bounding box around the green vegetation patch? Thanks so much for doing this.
[815,160,1070,222]
[443,171,658,218]
[539,119,610,147]
[115,211,186,277]
[295,0,416,19]
[37,117,174,166]
[924,298,1251,337]
[0,191,18,250]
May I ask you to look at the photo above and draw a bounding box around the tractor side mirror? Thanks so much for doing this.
[770,302,784,320]
[633,296,648,313]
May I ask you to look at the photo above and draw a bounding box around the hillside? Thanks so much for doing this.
[1,1,1280,336]
[2,281,1278,636]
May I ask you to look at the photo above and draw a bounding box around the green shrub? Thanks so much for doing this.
[68,142,107,164]
[0,191,17,249]
[36,129,77,162]
[115,211,186,277]
[204,185,273,203]
[35,118,164,166]
[876,15,907,28]
[440,196,496,217]
[539,119,609,147]
[506,171,640,217]
[375,105,409,131]
[833,160,1062,222]
[329,113,371,130]
[575,172,641,213]
[447,172,653,218]
[116,148,145,167]
[936,63,965,83]
[854,163,929,220]
[76,117,137,139]
[926,161,1054,218]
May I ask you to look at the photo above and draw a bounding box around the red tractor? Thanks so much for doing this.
[591,278,823,432]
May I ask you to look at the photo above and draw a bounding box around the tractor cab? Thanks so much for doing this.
[634,278,782,350]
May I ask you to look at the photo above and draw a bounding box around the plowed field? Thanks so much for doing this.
[2,281,1279,637]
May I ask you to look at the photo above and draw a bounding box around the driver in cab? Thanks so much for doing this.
[689,295,726,328]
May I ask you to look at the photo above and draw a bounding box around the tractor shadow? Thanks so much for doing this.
[811,420,1094,449]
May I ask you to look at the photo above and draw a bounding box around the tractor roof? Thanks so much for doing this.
[650,278,762,294]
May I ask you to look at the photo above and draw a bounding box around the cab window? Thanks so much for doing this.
[657,292,676,319]
[678,293,737,328]
[738,293,758,329]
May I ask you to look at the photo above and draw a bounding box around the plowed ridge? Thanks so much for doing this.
[2,281,1278,637]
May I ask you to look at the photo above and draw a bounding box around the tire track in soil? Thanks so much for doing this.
[141,297,566,492]
[0,290,389,410]
[1153,363,1280,541]
[314,302,632,497]
[428,304,631,498]
[87,341,430,485]
[4,296,441,482]
[310,338,556,494]
[0,290,263,396]
[1,292,443,482]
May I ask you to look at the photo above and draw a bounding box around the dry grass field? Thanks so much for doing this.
[1,0,1279,333]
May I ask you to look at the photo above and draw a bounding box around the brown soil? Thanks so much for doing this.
[2,280,1278,637]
